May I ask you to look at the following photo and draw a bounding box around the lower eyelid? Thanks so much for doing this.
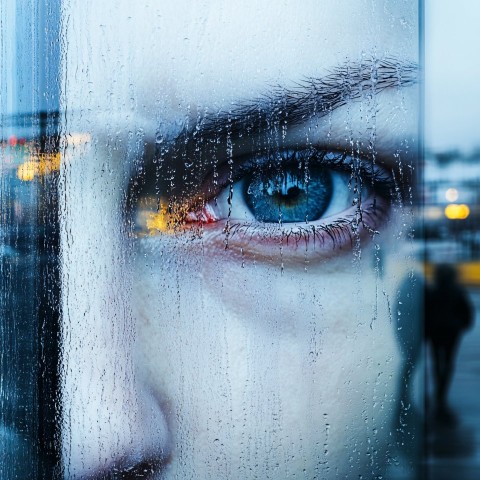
[185,194,390,264]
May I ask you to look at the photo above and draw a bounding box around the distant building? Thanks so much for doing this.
[422,149,480,260]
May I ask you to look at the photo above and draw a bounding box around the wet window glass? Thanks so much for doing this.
[1,0,60,477]
[2,1,423,478]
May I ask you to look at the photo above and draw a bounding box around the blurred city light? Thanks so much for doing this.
[16,161,38,181]
[444,203,470,220]
[16,153,61,181]
[445,187,459,202]
[145,210,169,233]
[424,206,444,220]
[67,133,91,146]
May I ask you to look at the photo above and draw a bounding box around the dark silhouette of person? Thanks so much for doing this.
[395,269,425,477]
[425,264,474,420]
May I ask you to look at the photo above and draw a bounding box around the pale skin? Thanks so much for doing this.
[59,1,419,478]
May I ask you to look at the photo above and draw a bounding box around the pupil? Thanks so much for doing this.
[271,185,304,206]
[245,166,333,223]
[285,185,301,199]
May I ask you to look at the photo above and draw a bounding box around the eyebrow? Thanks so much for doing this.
[175,56,418,141]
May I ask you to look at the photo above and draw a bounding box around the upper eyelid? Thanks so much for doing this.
[129,142,399,219]
[149,125,407,191]
[201,148,395,199]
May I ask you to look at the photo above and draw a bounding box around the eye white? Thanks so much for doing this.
[212,170,359,224]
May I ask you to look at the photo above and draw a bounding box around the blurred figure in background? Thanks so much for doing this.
[425,264,473,421]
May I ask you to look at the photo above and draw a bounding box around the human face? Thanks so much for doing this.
[59,1,420,478]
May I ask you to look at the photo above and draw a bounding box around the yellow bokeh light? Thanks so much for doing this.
[143,201,190,234]
[16,152,61,181]
[17,161,39,181]
[444,203,470,220]
[146,210,169,232]
[445,188,459,202]
[37,153,61,175]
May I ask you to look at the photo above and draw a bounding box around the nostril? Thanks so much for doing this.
[62,384,172,480]
[83,455,171,480]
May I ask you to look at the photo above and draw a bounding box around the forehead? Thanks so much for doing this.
[64,0,418,136]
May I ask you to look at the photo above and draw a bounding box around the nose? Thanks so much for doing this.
[60,291,171,479]
[59,145,171,479]
[59,227,171,478]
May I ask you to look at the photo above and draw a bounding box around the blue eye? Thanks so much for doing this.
[139,148,393,259]
[202,150,377,228]
[244,167,333,223]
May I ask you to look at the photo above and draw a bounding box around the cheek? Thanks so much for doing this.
[133,235,403,476]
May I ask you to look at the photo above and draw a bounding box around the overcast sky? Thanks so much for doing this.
[425,0,480,153]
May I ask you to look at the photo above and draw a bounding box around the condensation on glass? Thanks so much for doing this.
[2,1,424,479]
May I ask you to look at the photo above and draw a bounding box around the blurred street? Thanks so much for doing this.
[425,287,480,479]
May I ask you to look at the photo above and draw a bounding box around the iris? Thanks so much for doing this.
[244,166,333,223]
